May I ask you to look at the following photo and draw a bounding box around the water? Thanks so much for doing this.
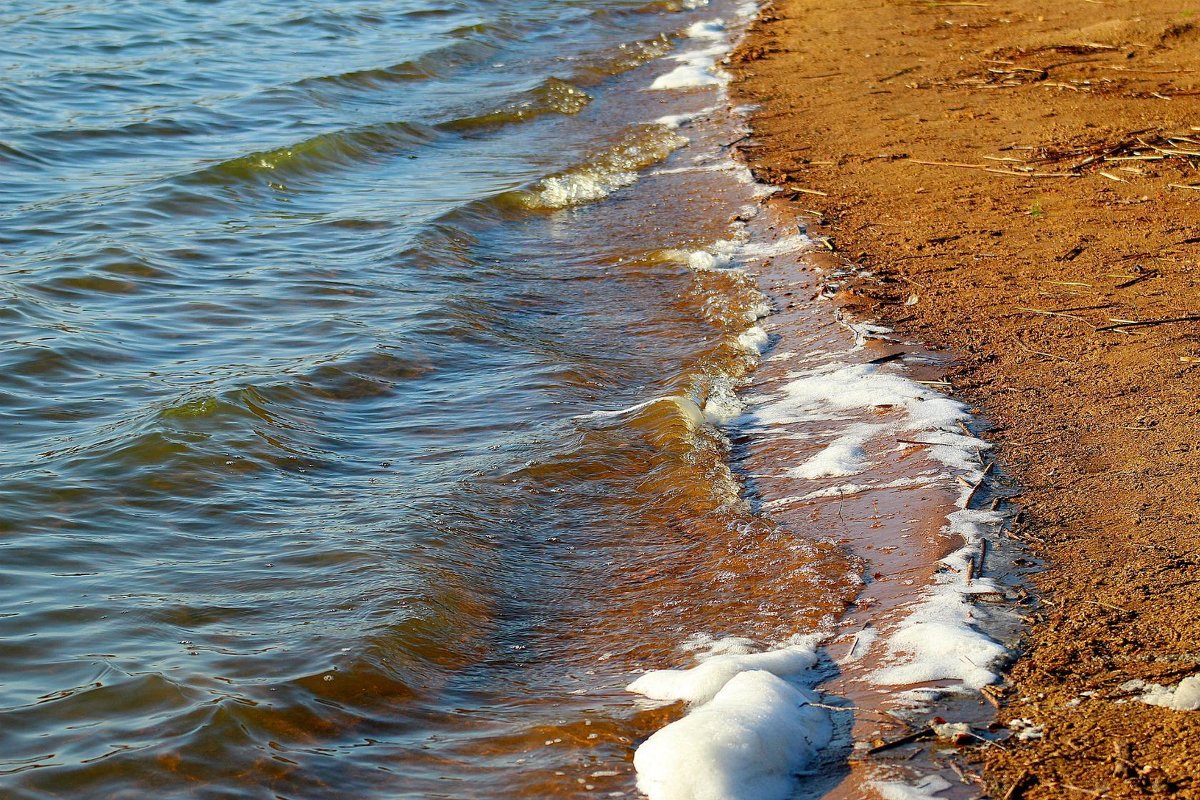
[1,2,1024,798]
[0,1,866,797]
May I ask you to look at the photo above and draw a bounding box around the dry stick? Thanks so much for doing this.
[1050,782,1107,798]
[1168,183,1200,190]
[1114,271,1158,289]
[866,727,934,755]
[963,461,995,509]
[979,536,990,577]
[879,65,921,82]
[1095,314,1200,332]
[1004,769,1034,800]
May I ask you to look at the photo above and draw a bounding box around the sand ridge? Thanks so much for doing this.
[731,0,1200,796]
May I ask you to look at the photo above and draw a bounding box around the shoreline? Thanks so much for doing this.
[736,196,1030,799]
[731,0,1200,795]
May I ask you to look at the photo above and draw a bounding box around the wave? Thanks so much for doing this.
[294,35,507,91]
[500,124,688,209]
[436,78,592,131]
[181,121,442,187]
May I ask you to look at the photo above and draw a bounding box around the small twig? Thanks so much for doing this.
[879,65,921,82]
[1005,769,1034,800]
[1095,314,1200,332]
[807,701,855,712]
[788,186,829,197]
[963,461,995,509]
[1114,270,1158,289]
[866,727,934,755]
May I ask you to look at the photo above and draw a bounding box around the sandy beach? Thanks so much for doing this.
[732,0,1200,796]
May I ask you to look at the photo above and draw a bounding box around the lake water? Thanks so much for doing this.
[0,1,1020,798]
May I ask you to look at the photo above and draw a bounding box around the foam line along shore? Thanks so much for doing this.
[619,5,1030,799]
[727,0,1200,795]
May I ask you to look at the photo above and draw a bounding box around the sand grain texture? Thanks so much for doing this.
[732,1,1200,796]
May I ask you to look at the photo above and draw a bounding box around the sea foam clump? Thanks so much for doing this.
[628,638,832,800]
[1126,675,1200,711]
[752,361,1012,693]
[651,18,729,90]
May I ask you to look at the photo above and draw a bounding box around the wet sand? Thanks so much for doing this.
[732,0,1200,796]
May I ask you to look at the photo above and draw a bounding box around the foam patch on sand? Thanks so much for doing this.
[751,360,1011,694]
[628,637,833,800]
[787,422,881,479]
[764,476,937,508]
[875,775,953,800]
[1125,675,1200,711]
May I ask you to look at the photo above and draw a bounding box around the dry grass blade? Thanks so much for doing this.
[907,159,1079,178]
[1095,314,1200,332]
[1016,306,1091,321]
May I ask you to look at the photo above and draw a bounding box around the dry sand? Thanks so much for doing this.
[731,0,1200,796]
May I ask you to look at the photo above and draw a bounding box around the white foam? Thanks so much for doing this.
[651,63,723,90]
[629,640,820,705]
[751,360,1012,693]
[703,377,745,424]
[655,107,719,130]
[524,126,688,208]
[650,20,730,90]
[736,324,769,354]
[535,169,639,206]
[628,638,832,800]
[876,775,953,800]
[788,422,881,479]
[767,476,937,507]
[753,364,983,449]
[1130,675,1200,711]
[685,19,726,39]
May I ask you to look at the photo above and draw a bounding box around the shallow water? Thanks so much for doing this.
[1,1,1023,798]
[0,1,865,797]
